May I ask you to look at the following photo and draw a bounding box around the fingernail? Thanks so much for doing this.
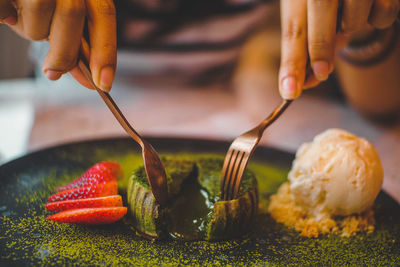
[312,61,329,81]
[99,66,114,92]
[44,70,63,80]
[3,16,17,25]
[281,76,300,100]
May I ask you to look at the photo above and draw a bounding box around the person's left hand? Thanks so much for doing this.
[278,0,399,100]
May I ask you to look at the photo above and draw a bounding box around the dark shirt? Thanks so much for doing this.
[114,0,274,87]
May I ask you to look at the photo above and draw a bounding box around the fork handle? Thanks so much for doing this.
[258,99,292,133]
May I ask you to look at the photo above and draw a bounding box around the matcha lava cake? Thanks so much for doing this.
[127,156,258,240]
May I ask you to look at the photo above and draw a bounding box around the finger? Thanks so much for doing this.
[279,0,308,100]
[304,74,321,89]
[0,0,17,25]
[42,0,85,80]
[369,0,399,29]
[19,0,56,40]
[86,0,117,92]
[69,38,94,90]
[341,0,374,33]
[303,63,321,89]
[307,0,338,81]
[69,66,95,89]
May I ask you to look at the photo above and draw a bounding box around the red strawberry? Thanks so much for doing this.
[56,161,123,192]
[93,161,123,178]
[45,195,123,211]
[48,181,117,202]
[46,207,127,224]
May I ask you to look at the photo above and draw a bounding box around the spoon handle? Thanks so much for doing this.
[77,54,144,147]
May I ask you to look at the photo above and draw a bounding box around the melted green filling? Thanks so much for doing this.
[168,177,214,240]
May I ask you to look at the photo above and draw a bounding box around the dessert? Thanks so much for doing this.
[268,129,383,237]
[46,161,127,225]
[127,156,258,240]
[127,157,195,239]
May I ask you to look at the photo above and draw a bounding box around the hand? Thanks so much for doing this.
[0,0,117,92]
[279,0,399,99]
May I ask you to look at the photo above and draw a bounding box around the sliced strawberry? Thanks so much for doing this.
[46,207,127,224]
[57,176,108,193]
[56,161,123,192]
[49,181,117,202]
[93,161,123,179]
[45,195,123,211]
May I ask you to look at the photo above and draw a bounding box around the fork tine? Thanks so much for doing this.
[220,148,234,200]
[222,149,240,200]
[220,99,292,201]
[226,150,246,200]
[232,151,251,199]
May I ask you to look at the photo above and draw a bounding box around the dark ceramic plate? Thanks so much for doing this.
[0,137,399,266]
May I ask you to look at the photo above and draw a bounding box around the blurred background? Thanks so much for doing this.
[0,6,399,203]
[0,26,34,165]
[0,27,32,80]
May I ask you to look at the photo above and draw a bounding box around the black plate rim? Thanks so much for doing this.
[0,135,295,171]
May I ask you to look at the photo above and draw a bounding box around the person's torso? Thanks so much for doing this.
[115,0,275,88]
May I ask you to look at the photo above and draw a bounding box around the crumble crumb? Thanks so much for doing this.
[268,182,375,237]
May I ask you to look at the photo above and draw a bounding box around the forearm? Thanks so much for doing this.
[335,28,400,117]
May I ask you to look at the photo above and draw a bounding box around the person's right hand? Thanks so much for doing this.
[0,0,117,92]
[278,0,399,100]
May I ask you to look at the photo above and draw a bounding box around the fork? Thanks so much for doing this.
[220,99,292,200]
[77,45,168,206]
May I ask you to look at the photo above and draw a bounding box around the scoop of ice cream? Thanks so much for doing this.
[288,128,383,219]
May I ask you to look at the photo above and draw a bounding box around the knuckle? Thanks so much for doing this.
[340,22,359,34]
[370,0,399,28]
[309,0,331,8]
[310,36,332,51]
[29,0,55,11]
[282,22,305,40]
[102,43,116,50]
[280,58,304,71]
[378,0,399,17]
[60,1,85,18]
[48,54,76,71]
[25,31,48,41]
[103,43,117,55]
[96,0,116,15]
